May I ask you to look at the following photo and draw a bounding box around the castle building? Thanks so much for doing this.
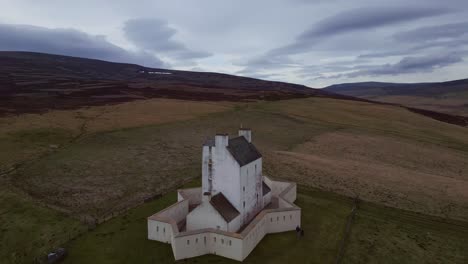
[148,128,301,261]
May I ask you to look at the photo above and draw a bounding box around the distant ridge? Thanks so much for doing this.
[0,51,466,127]
[0,51,336,115]
[325,78,468,117]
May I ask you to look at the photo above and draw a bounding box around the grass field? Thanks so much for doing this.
[60,185,468,264]
[1,97,467,263]
[0,182,86,263]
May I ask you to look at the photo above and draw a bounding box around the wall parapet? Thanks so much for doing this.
[148,176,301,261]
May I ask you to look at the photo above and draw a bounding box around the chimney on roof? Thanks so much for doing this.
[239,128,252,143]
[215,133,229,159]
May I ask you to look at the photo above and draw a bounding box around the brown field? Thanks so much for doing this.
[371,95,468,116]
[4,97,467,221]
[2,96,468,262]
[0,98,232,173]
[269,132,468,220]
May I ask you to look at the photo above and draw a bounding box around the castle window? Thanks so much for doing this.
[163,227,165,233]
[187,240,190,245]
[156,226,159,232]
[196,238,198,243]
[283,216,286,221]
[243,201,245,208]
[277,216,279,221]
[243,186,245,192]
[214,237,216,243]
[290,215,292,220]
[204,236,207,244]
[270,218,272,222]
[229,240,232,246]
[221,239,224,244]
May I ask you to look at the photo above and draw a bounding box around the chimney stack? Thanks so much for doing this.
[215,133,229,159]
[239,128,252,143]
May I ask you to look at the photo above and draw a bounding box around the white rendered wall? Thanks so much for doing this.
[211,148,241,212]
[148,179,301,262]
[239,158,263,225]
[148,220,174,243]
[157,200,188,223]
[173,232,244,261]
[227,214,242,233]
[186,201,228,231]
[148,199,189,243]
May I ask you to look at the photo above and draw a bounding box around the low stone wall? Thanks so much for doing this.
[178,187,202,206]
[147,177,301,261]
[147,199,188,243]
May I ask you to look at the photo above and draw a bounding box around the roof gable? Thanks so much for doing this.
[262,181,271,195]
[210,193,240,223]
[227,136,262,166]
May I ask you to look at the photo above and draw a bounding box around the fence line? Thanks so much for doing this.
[335,196,360,264]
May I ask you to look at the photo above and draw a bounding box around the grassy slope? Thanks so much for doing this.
[0,184,86,263]
[0,99,231,263]
[61,185,468,264]
[1,97,467,263]
[17,97,467,219]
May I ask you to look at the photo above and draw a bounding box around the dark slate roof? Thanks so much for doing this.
[227,136,262,166]
[262,182,271,195]
[210,193,240,223]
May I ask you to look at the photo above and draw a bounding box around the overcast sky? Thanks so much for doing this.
[1,0,468,87]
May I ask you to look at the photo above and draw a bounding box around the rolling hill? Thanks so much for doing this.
[0,51,334,115]
[325,79,468,116]
[1,51,467,263]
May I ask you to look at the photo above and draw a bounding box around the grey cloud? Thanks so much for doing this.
[394,21,468,42]
[269,6,452,56]
[0,23,165,67]
[123,18,211,60]
[333,53,464,79]
[358,22,468,59]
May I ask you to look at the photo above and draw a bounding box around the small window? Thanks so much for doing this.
[196,238,198,243]
[283,216,286,221]
[229,240,232,246]
[243,186,245,192]
[163,227,165,233]
[243,201,245,208]
[187,240,190,245]
[277,216,279,221]
[204,236,207,244]
[270,217,273,222]
[156,226,159,232]
[214,237,216,242]
[290,215,292,220]
[221,239,224,244]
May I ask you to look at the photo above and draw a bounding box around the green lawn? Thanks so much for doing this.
[62,186,468,264]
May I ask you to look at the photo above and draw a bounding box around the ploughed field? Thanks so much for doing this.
[1,97,467,263]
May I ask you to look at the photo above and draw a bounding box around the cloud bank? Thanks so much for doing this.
[0,23,165,67]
